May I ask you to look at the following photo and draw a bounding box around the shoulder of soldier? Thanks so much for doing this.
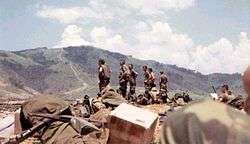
[151,72,156,77]
[161,100,250,144]
[99,65,105,70]
[124,64,129,70]
[160,74,167,78]
[100,64,106,68]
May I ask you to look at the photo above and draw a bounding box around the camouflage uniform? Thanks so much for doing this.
[128,68,138,99]
[98,64,111,92]
[161,100,250,144]
[159,73,168,102]
[118,64,130,98]
[144,70,151,92]
[148,71,156,90]
[136,94,150,105]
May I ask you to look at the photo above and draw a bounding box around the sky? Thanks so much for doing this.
[0,0,250,74]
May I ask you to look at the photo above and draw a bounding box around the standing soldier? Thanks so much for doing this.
[118,60,130,98]
[159,71,168,103]
[98,59,111,93]
[143,65,150,92]
[128,64,138,100]
[148,68,156,90]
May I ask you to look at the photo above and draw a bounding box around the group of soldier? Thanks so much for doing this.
[98,59,169,103]
[117,60,137,99]
[97,58,250,144]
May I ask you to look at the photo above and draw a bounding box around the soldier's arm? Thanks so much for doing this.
[159,77,162,85]
[149,73,155,82]
[134,70,138,77]
[145,77,150,83]
[99,67,103,73]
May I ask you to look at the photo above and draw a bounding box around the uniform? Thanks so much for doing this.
[160,74,168,92]
[136,94,150,105]
[98,64,111,92]
[144,71,151,92]
[159,74,168,102]
[161,100,250,144]
[128,68,138,99]
[148,72,156,90]
[118,64,130,97]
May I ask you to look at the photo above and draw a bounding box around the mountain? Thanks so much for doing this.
[0,46,245,99]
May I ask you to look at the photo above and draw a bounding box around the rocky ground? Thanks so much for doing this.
[0,97,174,144]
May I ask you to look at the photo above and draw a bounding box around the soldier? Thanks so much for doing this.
[218,84,235,103]
[159,71,168,103]
[136,94,150,105]
[160,66,250,144]
[98,59,111,93]
[143,65,150,92]
[128,64,138,100]
[148,68,156,90]
[118,60,130,98]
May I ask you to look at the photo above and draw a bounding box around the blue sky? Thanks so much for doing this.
[0,0,250,74]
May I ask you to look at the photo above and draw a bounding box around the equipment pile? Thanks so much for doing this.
[0,87,170,144]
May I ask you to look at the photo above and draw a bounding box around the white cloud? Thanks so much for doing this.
[189,32,250,74]
[132,22,250,74]
[133,21,194,68]
[38,0,249,74]
[189,38,234,74]
[130,21,250,74]
[53,20,250,74]
[55,25,128,54]
[90,26,128,54]
[124,0,196,15]
[54,25,90,48]
[90,27,109,45]
[37,5,113,23]
[135,21,149,31]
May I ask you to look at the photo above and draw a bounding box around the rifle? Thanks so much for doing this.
[3,106,70,144]
[29,113,100,135]
[211,85,217,93]
[208,81,220,100]
[209,80,217,93]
